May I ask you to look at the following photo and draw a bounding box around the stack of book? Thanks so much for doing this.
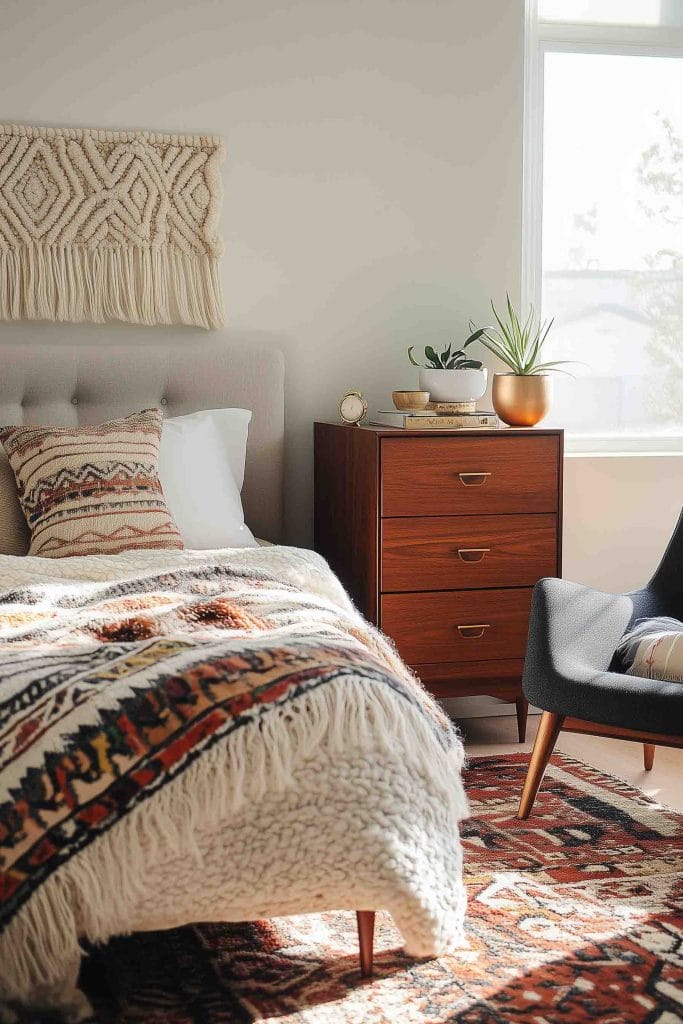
[372,401,499,430]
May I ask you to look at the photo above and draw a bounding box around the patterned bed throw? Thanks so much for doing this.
[0,546,467,1019]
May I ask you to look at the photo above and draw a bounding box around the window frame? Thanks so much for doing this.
[522,1,683,453]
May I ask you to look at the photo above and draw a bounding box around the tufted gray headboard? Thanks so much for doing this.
[0,341,285,546]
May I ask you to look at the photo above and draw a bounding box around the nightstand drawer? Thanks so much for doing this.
[381,436,559,517]
[380,588,533,664]
[381,514,557,592]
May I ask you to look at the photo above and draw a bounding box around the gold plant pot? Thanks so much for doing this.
[492,373,552,427]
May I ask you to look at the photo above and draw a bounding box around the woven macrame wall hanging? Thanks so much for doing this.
[0,123,225,329]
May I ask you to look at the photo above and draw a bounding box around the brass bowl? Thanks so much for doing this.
[492,373,552,427]
[392,390,430,412]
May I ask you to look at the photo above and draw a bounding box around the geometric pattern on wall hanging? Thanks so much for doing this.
[0,124,225,329]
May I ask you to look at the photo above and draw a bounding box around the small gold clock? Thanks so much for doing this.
[338,390,367,426]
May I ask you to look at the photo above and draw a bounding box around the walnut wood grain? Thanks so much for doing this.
[517,711,565,819]
[314,423,379,619]
[519,715,682,818]
[516,696,529,742]
[313,422,563,707]
[381,513,557,592]
[381,435,560,517]
[380,587,533,665]
[562,718,683,748]
[356,911,375,977]
[414,658,525,698]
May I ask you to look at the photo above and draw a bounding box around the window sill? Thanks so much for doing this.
[564,436,683,457]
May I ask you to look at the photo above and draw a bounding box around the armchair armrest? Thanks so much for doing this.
[523,577,634,710]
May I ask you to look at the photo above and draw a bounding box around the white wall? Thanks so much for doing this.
[0,0,524,545]
[1,0,678,583]
[564,454,683,592]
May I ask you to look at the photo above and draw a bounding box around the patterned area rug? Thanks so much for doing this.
[82,753,683,1023]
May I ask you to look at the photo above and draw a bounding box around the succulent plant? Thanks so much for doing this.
[474,295,570,376]
[407,329,485,370]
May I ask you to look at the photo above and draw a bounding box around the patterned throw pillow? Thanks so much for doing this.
[616,616,683,682]
[0,409,184,558]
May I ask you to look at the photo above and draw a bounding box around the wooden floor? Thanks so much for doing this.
[459,713,683,814]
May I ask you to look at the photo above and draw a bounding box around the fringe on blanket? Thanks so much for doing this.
[0,675,468,1004]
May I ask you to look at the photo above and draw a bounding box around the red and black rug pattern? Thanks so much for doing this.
[83,753,683,1023]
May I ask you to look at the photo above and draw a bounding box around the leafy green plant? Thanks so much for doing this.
[474,295,569,376]
[408,329,485,370]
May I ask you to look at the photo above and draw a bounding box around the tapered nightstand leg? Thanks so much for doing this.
[643,743,655,771]
[515,696,529,743]
[356,910,375,977]
[517,711,564,819]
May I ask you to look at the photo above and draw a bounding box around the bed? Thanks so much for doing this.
[0,341,468,1022]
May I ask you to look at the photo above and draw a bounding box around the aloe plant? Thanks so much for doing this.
[474,295,569,376]
[408,329,485,370]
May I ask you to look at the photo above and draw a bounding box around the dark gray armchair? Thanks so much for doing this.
[518,508,683,819]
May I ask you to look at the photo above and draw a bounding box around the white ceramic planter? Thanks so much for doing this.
[418,367,488,403]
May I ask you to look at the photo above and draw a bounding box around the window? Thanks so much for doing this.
[524,1,683,449]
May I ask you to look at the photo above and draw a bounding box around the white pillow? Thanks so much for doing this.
[166,408,251,490]
[158,409,257,550]
[616,616,683,682]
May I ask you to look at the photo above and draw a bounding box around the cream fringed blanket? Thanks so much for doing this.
[0,123,225,329]
[0,545,468,1022]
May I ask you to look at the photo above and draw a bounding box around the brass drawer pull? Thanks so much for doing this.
[457,547,490,563]
[458,472,491,487]
[456,623,490,639]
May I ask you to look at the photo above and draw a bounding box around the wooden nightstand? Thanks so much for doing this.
[313,422,563,741]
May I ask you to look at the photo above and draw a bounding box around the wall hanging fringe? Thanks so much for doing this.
[0,123,225,329]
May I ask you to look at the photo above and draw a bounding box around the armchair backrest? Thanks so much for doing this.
[627,508,683,627]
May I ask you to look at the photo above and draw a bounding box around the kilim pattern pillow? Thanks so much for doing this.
[616,616,683,682]
[0,409,184,558]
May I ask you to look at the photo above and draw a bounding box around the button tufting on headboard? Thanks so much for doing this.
[0,342,284,543]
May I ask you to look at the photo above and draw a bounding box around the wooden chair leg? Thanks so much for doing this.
[517,711,565,820]
[515,695,529,743]
[643,743,656,771]
[356,910,375,977]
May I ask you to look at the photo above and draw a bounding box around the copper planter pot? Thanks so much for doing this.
[492,373,552,427]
